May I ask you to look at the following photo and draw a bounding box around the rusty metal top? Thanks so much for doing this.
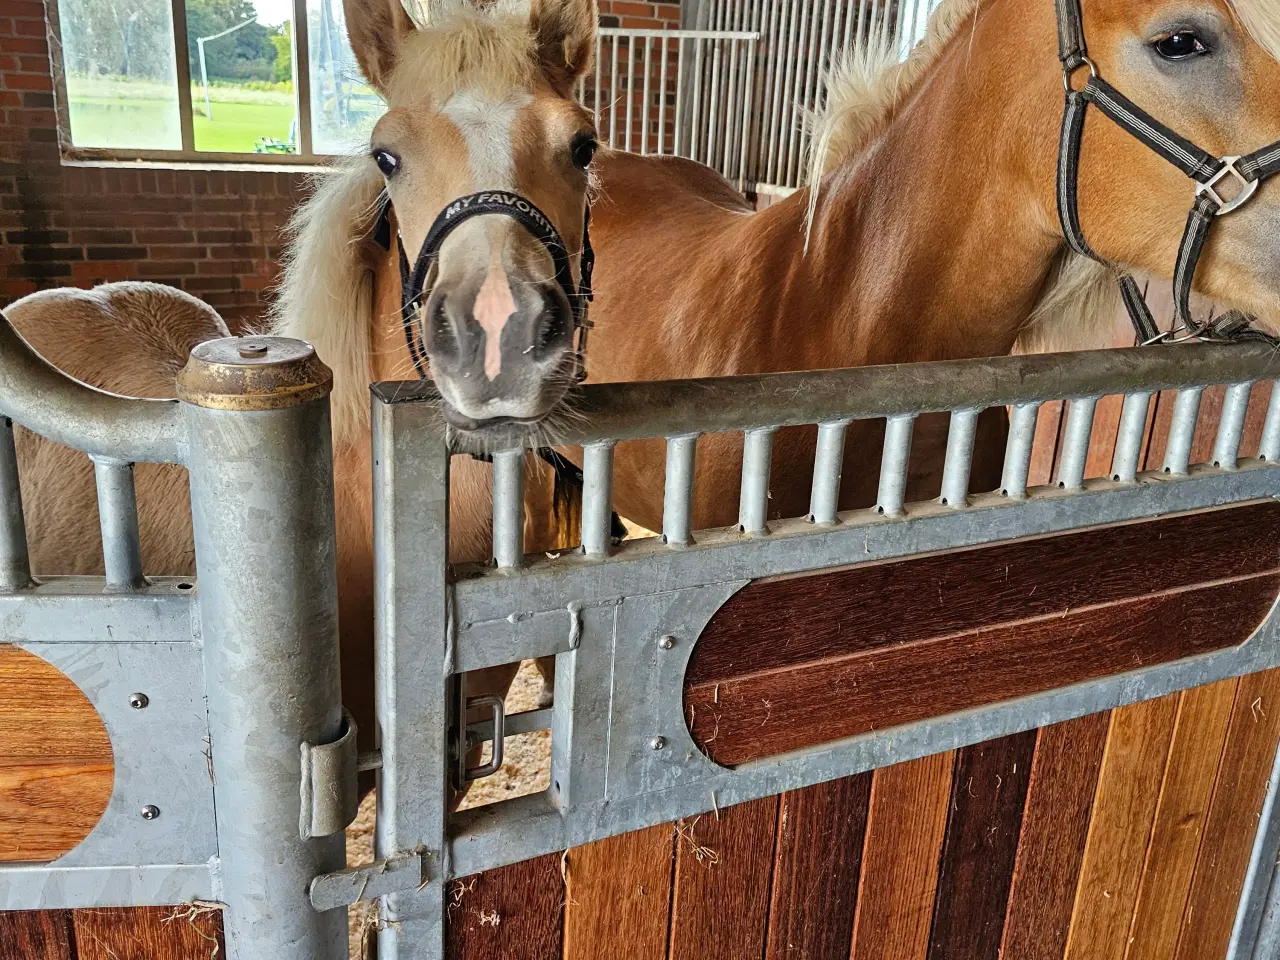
[177,337,333,411]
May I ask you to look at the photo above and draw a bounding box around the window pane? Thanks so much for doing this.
[307,0,384,155]
[187,0,297,153]
[57,0,182,150]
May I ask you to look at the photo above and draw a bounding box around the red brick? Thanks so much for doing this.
[0,37,46,54]
[71,261,137,283]
[148,244,207,260]
[146,260,198,276]
[198,259,254,275]
[182,277,241,291]
[135,229,196,245]
[3,72,50,91]
[616,16,665,27]
[11,20,47,38]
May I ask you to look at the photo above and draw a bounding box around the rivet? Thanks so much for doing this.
[129,692,149,709]
[650,736,666,751]
[237,342,269,359]
[658,635,676,650]
[141,805,161,820]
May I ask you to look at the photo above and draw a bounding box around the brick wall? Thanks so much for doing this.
[597,1,683,30]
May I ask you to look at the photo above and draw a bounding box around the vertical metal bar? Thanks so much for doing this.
[766,0,795,183]
[624,35,636,153]
[658,36,670,155]
[737,39,756,188]
[784,0,815,185]
[721,38,739,175]
[738,428,775,536]
[93,457,145,591]
[809,420,849,525]
[1109,391,1153,483]
[291,0,314,157]
[707,38,723,168]
[801,0,833,151]
[170,0,196,152]
[939,408,980,508]
[1163,386,1204,475]
[674,36,687,155]
[1001,401,1041,500]
[593,34,604,124]
[641,37,653,155]
[179,340,347,960]
[1056,396,1098,490]
[1229,738,1280,960]
[691,40,705,159]
[581,442,616,557]
[843,0,856,53]
[876,414,915,517]
[855,0,871,49]
[609,36,620,148]
[491,448,525,568]
[1262,384,1280,462]
[1213,382,1254,470]
[0,418,31,592]
[663,434,698,547]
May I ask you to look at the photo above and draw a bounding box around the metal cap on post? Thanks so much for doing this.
[179,336,348,960]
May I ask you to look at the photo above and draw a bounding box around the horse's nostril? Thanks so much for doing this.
[537,293,569,350]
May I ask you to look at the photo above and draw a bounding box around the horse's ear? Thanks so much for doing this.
[343,0,416,96]
[529,0,598,90]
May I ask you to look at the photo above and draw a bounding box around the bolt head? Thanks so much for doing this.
[237,341,269,359]
[129,692,149,709]
[658,635,676,650]
[650,736,667,751]
[141,804,161,820]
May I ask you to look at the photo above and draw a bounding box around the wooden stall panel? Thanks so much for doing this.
[0,911,74,960]
[72,907,224,960]
[564,824,675,960]
[446,854,564,960]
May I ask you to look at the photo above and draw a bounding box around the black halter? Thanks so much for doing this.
[1055,0,1280,344]
[373,190,595,381]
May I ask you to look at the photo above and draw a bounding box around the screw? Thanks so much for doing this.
[129,692,149,709]
[658,635,676,650]
[650,736,666,751]
[238,341,268,359]
[141,805,161,820]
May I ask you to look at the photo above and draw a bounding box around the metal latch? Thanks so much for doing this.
[453,694,505,787]
[300,708,359,840]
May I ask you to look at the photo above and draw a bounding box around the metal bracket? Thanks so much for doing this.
[299,708,359,840]
[308,849,428,912]
[1198,157,1260,215]
[455,694,505,785]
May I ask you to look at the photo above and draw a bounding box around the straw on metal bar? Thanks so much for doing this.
[663,434,698,546]
[581,442,615,557]
[1213,381,1254,470]
[0,418,31,592]
[93,456,144,590]
[1000,401,1041,500]
[738,427,775,535]
[491,448,525,568]
[1260,383,1280,462]
[876,414,914,517]
[939,408,979,507]
[1163,386,1204,475]
[809,420,850,524]
[1110,392,1153,483]
[1056,396,1098,490]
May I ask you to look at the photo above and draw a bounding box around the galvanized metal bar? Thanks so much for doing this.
[641,36,653,155]
[939,408,980,507]
[800,0,833,149]
[809,419,850,524]
[624,36,636,153]
[690,39,705,159]
[707,37,723,168]
[738,427,775,535]
[784,0,815,184]
[737,39,756,188]
[593,34,603,122]
[663,434,699,546]
[609,36,619,148]
[1229,738,1280,960]
[596,27,760,39]
[876,414,915,517]
[0,418,31,592]
[1055,396,1098,490]
[1000,401,1040,500]
[657,36,670,155]
[1110,391,1153,483]
[765,0,795,183]
[1260,383,1280,462]
[1163,385,1204,475]
[492,448,525,568]
[674,36,686,155]
[0,863,214,910]
[581,442,616,557]
[92,457,145,591]
[1213,381,1254,470]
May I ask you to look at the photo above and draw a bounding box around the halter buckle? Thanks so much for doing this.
[1197,157,1260,216]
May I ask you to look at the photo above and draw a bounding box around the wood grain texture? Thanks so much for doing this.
[1026,399,1064,488]
[999,712,1111,960]
[72,907,224,960]
[1083,393,1127,479]
[1125,679,1238,960]
[446,854,565,960]
[0,911,73,960]
[669,797,778,960]
[688,573,1278,766]
[1064,694,1181,960]
[849,752,955,960]
[764,775,872,960]
[564,824,675,960]
[926,731,1037,959]
[1173,669,1280,960]
[0,645,114,862]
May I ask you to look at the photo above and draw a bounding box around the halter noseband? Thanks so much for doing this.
[373,190,595,381]
[1055,0,1280,344]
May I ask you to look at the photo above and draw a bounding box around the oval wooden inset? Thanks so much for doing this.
[684,502,1280,767]
[0,644,114,861]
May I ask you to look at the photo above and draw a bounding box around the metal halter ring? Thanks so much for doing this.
[1196,157,1261,216]
[1062,55,1098,93]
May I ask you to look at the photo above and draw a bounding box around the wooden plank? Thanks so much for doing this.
[446,854,565,960]
[0,763,114,863]
[1173,669,1280,960]
[764,774,872,960]
[926,730,1037,958]
[688,573,1278,766]
[72,907,224,960]
[999,711,1111,960]
[0,645,113,759]
[1027,400,1064,488]
[1083,393,1125,479]
[1063,694,1182,960]
[1239,380,1273,460]
[669,796,778,960]
[564,824,675,960]
[849,751,954,960]
[0,911,74,960]
[1125,679,1238,960]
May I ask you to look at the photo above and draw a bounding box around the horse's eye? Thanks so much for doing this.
[372,148,401,177]
[570,135,597,171]
[1153,31,1208,61]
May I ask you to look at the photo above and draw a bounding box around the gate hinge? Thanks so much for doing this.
[309,849,429,912]
[300,708,359,840]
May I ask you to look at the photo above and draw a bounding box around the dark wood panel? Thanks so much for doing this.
[926,731,1037,959]
[688,574,1277,766]
[999,712,1111,960]
[0,911,74,960]
[668,797,778,960]
[564,824,674,960]
[72,907,224,960]
[446,854,564,960]
[764,775,871,960]
[686,503,1280,687]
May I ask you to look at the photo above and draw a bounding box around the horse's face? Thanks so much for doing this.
[1073,0,1280,327]
[347,0,597,432]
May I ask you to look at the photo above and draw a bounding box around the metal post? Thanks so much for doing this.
[581,442,616,557]
[1214,382,1254,470]
[738,427,774,535]
[876,414,914,516]
[492,448,525,568]
[199,38,212,121]
[809,419,849,525]
[1056,396,1098,490]
[1001,401,1040,500]
[1110,392,1152,483]
[939,408,979,507]
[1164,386,1204,475]
[177,337,347,960]
[1260,383,1280,462]
[0,418,31,592]
[663,434,699,546]
[92,457,145,591]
